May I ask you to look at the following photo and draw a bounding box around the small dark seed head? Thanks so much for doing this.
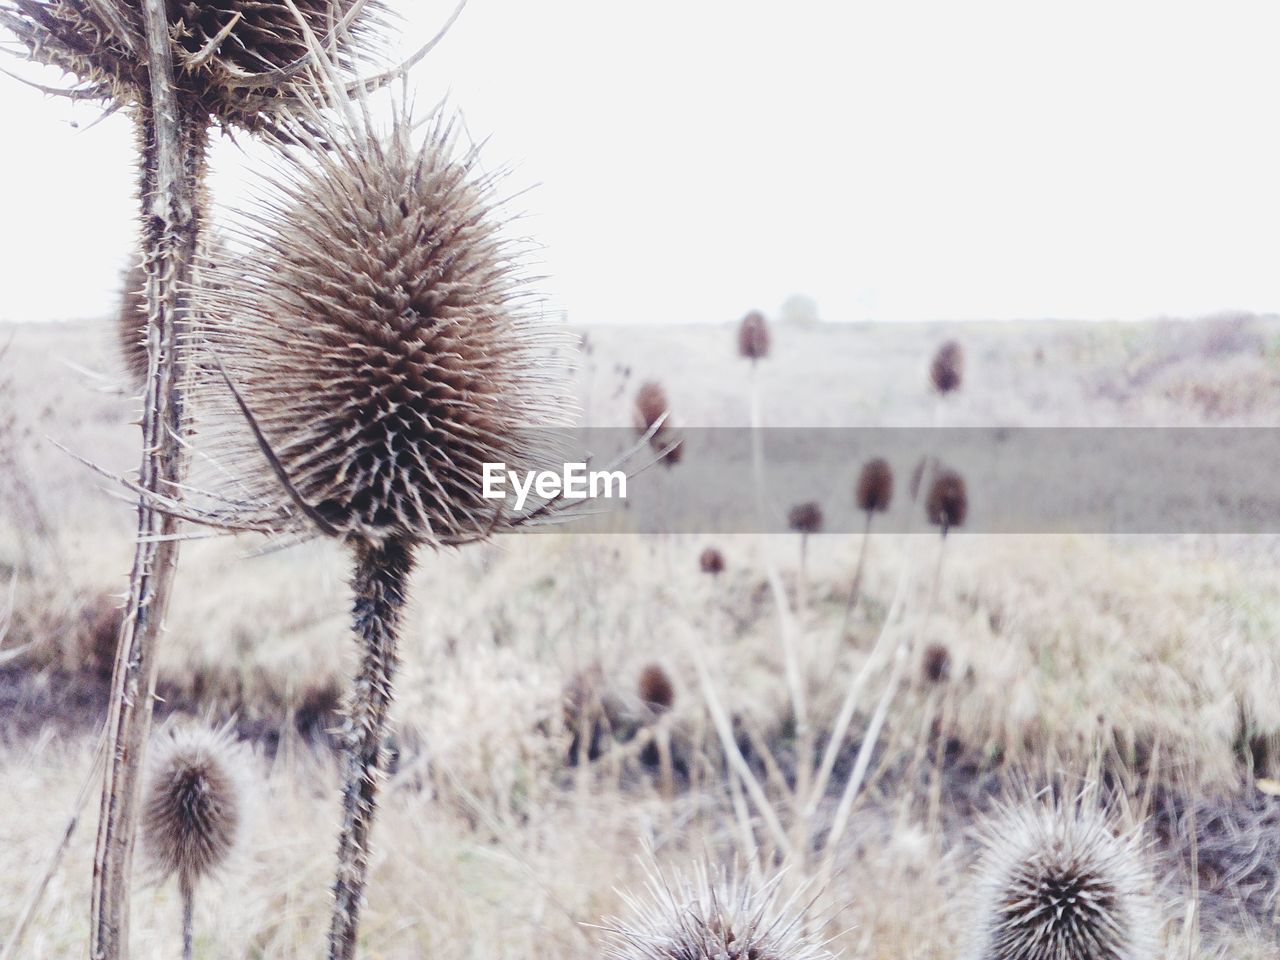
[922,643,951,684]
[638,664,676,714]
[971,797,1159,960]
[601,860,834,960]
[856,457,894,514]
[926,470,967,534]
[738,310,770,361]
[141,722,248,895]
[634,381,671,436]
[930,339,964,394]
[699,546,725,575]
[788,501,823,535]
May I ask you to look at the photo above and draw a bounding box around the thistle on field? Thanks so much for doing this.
[141,722,249,960]
[738,309,770,361]
[788,501,822,612]
[176,98,576,960]
[600,859,834,960]
[840,457,894,630]
[699,546,725,575]
[930,339,964,394]
[926,469,967,536]
[969,794,1160,960]
[634,380,682,466]
[638,663,676,715]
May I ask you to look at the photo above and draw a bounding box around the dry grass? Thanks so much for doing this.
[1,317,1279,956]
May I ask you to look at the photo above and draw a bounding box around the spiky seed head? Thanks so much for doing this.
[634,381,671,435]
[699,546,725,575]
[116,260,148,388]
[192,110,575,546]
[141,722,248,895]
[788,501,823,535]
[1,1,386,131]
[856,457,894,514]
[637,663,676,714]
[738,310,770,360]
[601,859,834,960]
[931,339,964,394]
[970,797,1160,960]
[926,469,967,534]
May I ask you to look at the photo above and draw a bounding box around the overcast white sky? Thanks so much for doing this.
[4,0,1280,324]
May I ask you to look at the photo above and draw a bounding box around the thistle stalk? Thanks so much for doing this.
[90,6,206,953]
[330,538,415,960]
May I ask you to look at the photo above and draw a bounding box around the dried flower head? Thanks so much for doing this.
[638,663,676,714]
[601,860,834,960]
[970,795,1160,960]
[189,108,575,546]
[141,722,248,895]
[634,381,671,435]
[925,469,967,534]
[930,339,964,394]
[738,310,770,361]
[788,501,823,535]
[699,546,725,575]
[922,643,951,684]
[0,0,388,132]
[856,457,893,514]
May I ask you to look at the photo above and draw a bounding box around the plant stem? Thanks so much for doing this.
[90,5,206,956]
[836,511,873,640]
[329,538,415,960]
[180,881,194,960]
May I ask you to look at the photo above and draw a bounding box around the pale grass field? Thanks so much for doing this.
[2,315,1280,957]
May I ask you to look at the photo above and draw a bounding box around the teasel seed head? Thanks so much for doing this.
[0,0,389,132]
[970,795,1160,960]
[788,501,823,535]
[856,457,894,514]
[191,107,576,547]
[638,663,676,714]
[601,859,834,960]
[633,380,682,466]
[738,310,770,361]
[141,721,249,896]
[922,642,951,684]
[925,469,967,535]
[930,339,964,394]
[699,546,725,575]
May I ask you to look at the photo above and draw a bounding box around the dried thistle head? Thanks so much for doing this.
[788,501,823,535]
[738,310,769,361]
[921,642,951,684]
[699,546,725,575]
[141,721,249,895]
[638,663,675,714]
[601,859,833,960]
[1,0,388,132]
[970,795,1160,960]
[930,339,964,394]
[856,457,893,514]
[634,381,671,435]
[190,107,575,547]
[925,469,967,534]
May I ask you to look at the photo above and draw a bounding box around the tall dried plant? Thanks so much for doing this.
[170,91,576,957]
[838,456,893,636]
[0,5,450,954]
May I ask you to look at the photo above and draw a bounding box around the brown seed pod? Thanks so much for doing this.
[1,0,388,132]
[737,309,770,360]
[141,722,248,895]
[971,796,1159,960]
[925,469,967,534]
[638,663,676,714]
[930,339,964,394]
[699,546,725,575]
[922,643,951,684]
[856,457,894,514]
[634,381,671,436]
[788,501,823,535]
[191,109,575,546]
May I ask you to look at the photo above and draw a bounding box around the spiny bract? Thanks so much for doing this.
[601,860,834,960]
[191,108,573,546]
[1,0,386,131]
[970,797,1160,960]
[141,722,248,894]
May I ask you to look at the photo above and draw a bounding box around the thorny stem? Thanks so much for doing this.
[329,538,415,960]
[180,881,194,960]
[90,4,206,955]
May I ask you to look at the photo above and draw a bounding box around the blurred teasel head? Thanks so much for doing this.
[699,546,725,575]
[925,469,967,536]
[930,339,964,394]
[855,457,893,515]
[788,501,823,535]
[737,309,770,361]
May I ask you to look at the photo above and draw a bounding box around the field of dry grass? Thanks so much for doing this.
[2,314,1280,958]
